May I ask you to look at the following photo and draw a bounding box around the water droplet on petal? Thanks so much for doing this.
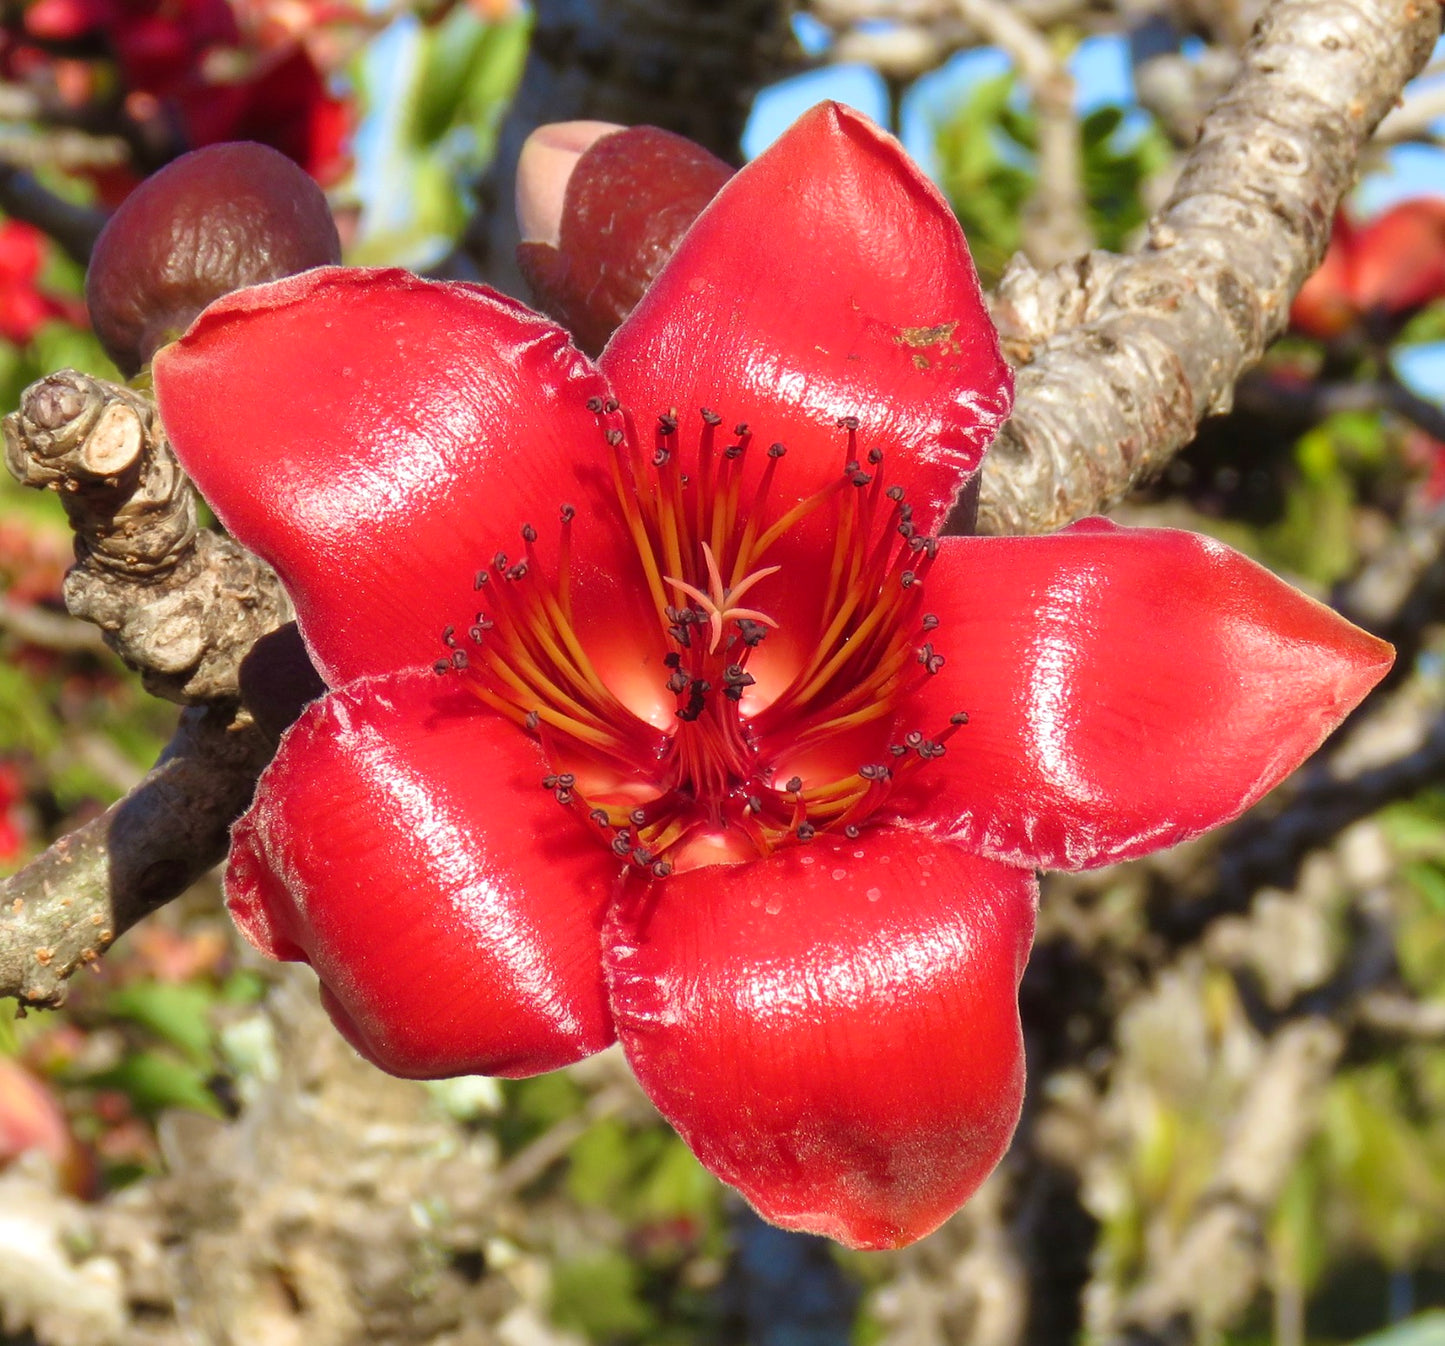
[831,867,847,881]
[866,886,882,902]
[764,898,782,916]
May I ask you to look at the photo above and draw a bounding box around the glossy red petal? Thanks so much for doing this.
[605,830,1037,1249]
[229,668,618,1078]
[904,521,1393,870]
[599,102,1011,534]
[154,267,641,687]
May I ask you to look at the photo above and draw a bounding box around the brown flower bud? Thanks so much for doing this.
[86,142,341,376]
[516,124,732,355]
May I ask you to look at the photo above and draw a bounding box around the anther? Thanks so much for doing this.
[603,398,619,413]
[652,448,670,467]
[452,650,468,670]
[521,523,537,543]
[506,561,529,580]
[651,860,674,878]
[724,443,744,460]
[605,429,624,446]
[901,571,917,588]
[441,625,456,647]
[700,407,722,426]
[632,847,654,867]
[590,808,610,826]
[734,422,749,436]
[836,415,860,431]
[666,670,690,693]
[474,570,488,589]
[560,504,576,523]
[629,807,647,826]
[950,711,970,726]
[493,551,507,569]
[917,643,945,674]
[432,659,450,675]
[797,822,817,842]
[746,795,762,814]
[467,625,489,644]
[888,743,909,757]
[886,485,905,502]
[850,469,872,487]
[612,834,632,858]
[844,824,860,839]
[922,613,939,631]
[858,763,891,782]
[905,731,924,748]
[555,788,574,805]
[525,711,541,731]
[785,776,803,794]
[768,442,787,459]
[737,619,769,647]
[586,396,604,413]
[657,412,678,436]
[542,774,559,789]
[663,652,682,669]
[867,447,883,465]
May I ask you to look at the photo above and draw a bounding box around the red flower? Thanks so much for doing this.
[0,221,85,344]
[152,105,1391,1248]
[1292,199,1445,340]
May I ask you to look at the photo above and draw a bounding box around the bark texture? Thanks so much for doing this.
[971,0,1442,536]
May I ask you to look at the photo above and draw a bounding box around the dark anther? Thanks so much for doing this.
[746,795,762,814]
[950,711,970,726]
[632,847,654,867]
[785,776,803,793]
[590,808,610,826]
[605,429,624,447]
[474,570,489,589]
[560,503,576,523]
[451,650,468,670]
[521,523,537,543]
[916,642,939,671]
[850,469,872,487]
[901,571,917,588]
[441,625,456,647]
[507,562,529,581]
[858,763,890,782]
[468,625,485,643]
[663,651,682,669]
[737,619,769,648]
[556,773,576,789]
[888,743,909,757]
[677,608,699,625]
[676,679,710,722]
[722,664,755,688]
[493,551,508,569]
[917,740,946,760]
[905,731,924,748]
[629,807,648,826]
[700,407,722,426]
[900,504,914,521]
[652,448,670,467]
[651,860,674,878]
[867,447,883,465]
[836,415,860,431]
[844,824,860,839]
[555,788,574,806]
[909,535,927,553]
[724,443,744,460]
[734,422,749,436]
[886,485,905,502]
[898,521,917,540]
[612,834,633,858]
[525,711,541,731]
[668,624,692,648]
[925,650,946,674]
[586,396,604,414]
[657,413,678,436]
[542,774,559,789]
[797,822,817,842]
[603,397,619,413]
[432,659,450,675]
[922,613,940,631]
[768,442,787,458]
[666,670,690,694]
[918,537,939,560]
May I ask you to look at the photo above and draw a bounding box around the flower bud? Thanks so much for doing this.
[516,123,732,355]
[85,141,341,375]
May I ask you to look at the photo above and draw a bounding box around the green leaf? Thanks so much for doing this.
[1350,1310,1445,1346]
[550,1251,656,1341]
[105,980,215,1063]
[87,1049,224,1118]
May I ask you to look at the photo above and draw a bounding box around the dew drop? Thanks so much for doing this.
[764,898,782,916]
[750,896,762,908]
[831,867,847,881]
[852,850,865,859]
[866,886,882,902]
[799,855,815,866]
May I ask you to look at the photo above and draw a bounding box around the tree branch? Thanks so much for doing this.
[972,0,1442,536]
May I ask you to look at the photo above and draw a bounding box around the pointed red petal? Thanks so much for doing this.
[153,267,636,687]
[599,102,1011,533]
[605,831,1037,1249]
[229,668,618,1078]
[906,522,1394,870]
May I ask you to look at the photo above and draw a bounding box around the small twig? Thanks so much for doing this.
[953,0,1091,267]
[0,705,272,1007]
[1355,991,1445,1039]
[490,1083,637,1195]
[0,165,106,266]
[0,594,112,657]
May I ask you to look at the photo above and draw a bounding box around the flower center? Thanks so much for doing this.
[435,399,967,875]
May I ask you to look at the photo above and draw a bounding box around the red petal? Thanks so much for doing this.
[229,668,618,1078]
[599,102,1011,535]
[906,522,1394,870]
[153,267,641,687]
[605,830,1037,1249]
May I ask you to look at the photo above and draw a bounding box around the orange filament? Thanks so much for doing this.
[438,399,968,874]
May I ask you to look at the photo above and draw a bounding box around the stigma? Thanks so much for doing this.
[437,398,968,874]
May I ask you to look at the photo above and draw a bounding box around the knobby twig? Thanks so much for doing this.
[973,0,1442,536]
